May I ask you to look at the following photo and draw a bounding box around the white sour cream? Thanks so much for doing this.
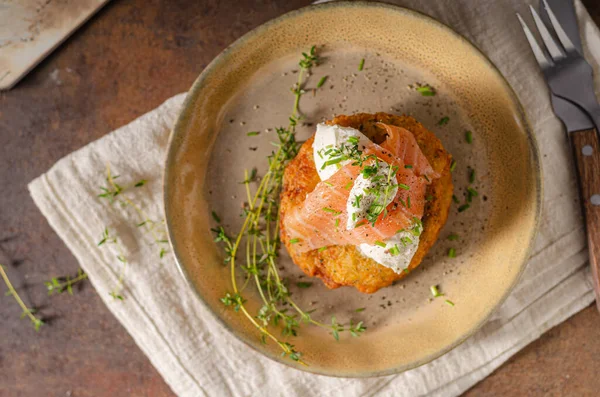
[312,123,421,274]
[346,160,398,230]
[313,124,371,181]
[359,230,420,274]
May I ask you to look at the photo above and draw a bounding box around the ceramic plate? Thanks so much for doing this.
[164,1,541,376]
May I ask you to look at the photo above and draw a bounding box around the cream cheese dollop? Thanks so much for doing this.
[312,123,420,274]
[346,160,398,230]
[358,229,420,274]
[313,123,371,181]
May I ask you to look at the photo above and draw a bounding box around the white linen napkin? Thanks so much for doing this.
[28,0,600,396]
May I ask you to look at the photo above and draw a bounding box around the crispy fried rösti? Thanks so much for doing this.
[280,113,453,293]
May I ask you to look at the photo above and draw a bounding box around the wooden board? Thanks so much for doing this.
[0,0,110,90]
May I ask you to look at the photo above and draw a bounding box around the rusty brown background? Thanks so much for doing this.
[1,1,599,396]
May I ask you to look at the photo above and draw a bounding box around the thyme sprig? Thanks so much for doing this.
[99,163,170,259]
[98,228,127,300]
[0,264,44,331]
[212,47,366,364]
[45,269,88,295]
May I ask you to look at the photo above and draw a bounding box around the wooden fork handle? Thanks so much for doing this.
[571,128,600,312]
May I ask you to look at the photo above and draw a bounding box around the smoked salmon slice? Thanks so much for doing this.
[378,123,439,179]
[284,123,437,253]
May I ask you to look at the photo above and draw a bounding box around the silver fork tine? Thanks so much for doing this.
[529,5,565,61]
[517,13,553,69]
[542,0,578,53]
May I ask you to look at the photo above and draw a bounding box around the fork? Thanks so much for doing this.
[518,0,600,311]
[518,0,600,130]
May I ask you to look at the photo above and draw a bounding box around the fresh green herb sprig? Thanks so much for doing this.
[99,164,170,259]
[98,228,127,300]
[45,269,88,295]
[212,47,367,365]
[221,292,246,312]
[0,264,44,331]
[292,45,318,119]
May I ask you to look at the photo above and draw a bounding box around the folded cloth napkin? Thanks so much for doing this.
[29,0,600,396]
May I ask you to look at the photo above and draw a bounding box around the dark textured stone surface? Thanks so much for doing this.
[0,1,599,396]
